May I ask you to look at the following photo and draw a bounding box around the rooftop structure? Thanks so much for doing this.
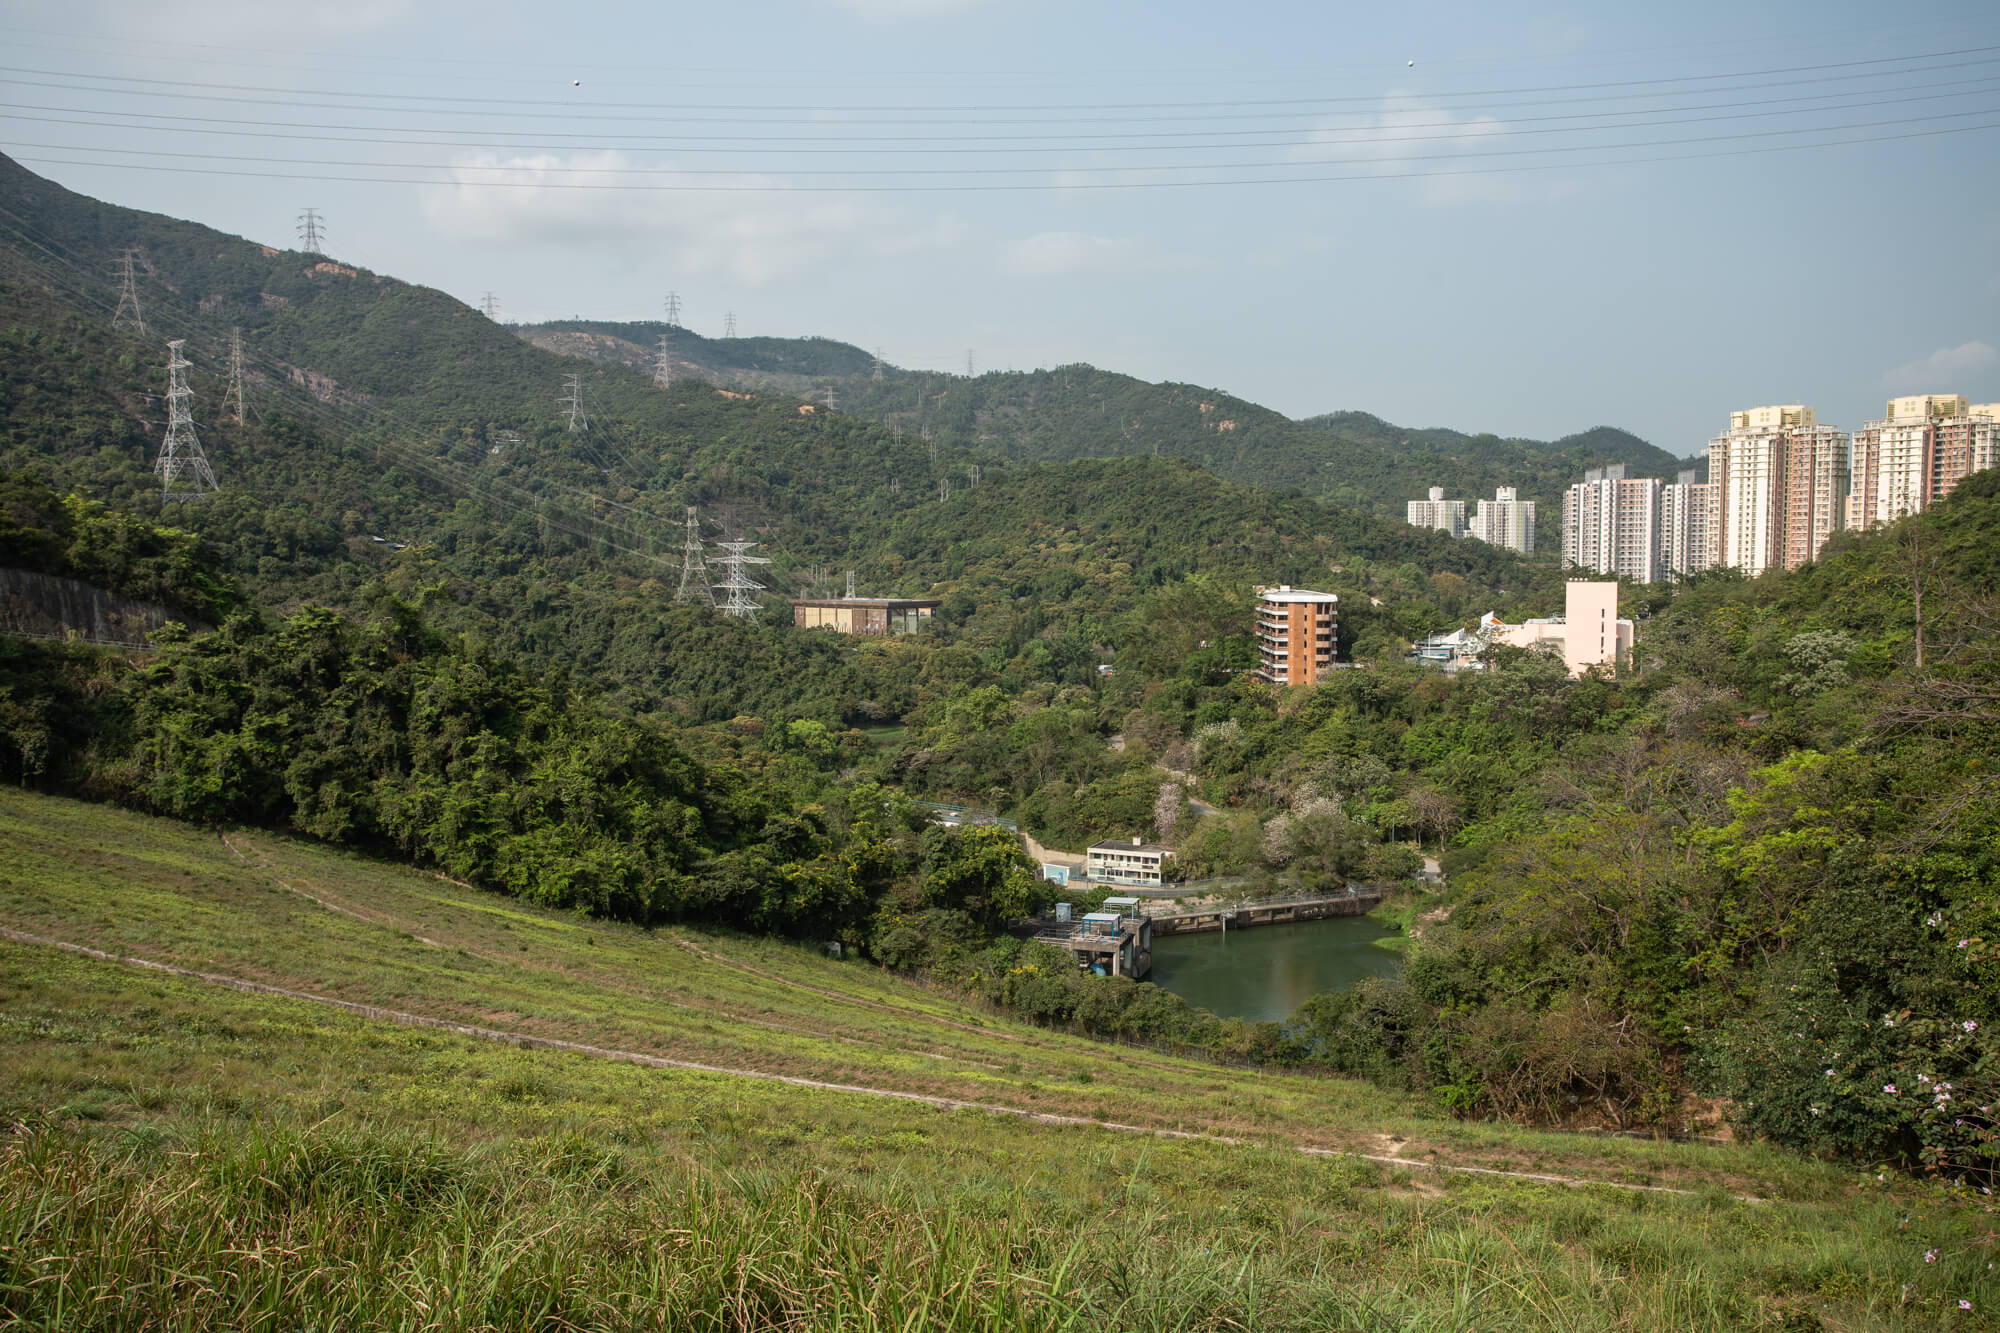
[790,596,941,635]
[1253,585,1339,687]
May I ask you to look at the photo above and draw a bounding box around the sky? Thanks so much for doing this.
[2,0,1997,453]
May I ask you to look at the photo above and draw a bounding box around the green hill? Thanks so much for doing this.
[516,318,1682,515]
[0,153,1561,723]
[3,786,1984,1332]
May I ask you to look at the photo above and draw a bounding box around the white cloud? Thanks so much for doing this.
[999,231,1186,278]
[1882,341,2000,390]
[1289,92,1545,205]
[420,151,966,284]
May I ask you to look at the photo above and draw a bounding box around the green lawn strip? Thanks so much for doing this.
[0,790,1915,1194]
[1,944,1993,1331]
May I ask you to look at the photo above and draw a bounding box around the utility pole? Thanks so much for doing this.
[560,373,587,432]
[222,327,246,425]
[479,292,501,320]
[723,310,737,339]
[938,477,950,503]
[663,292,682,327]
[297,208,325,255]
[675,506,714,606]
[112,249,145,335]
[154,339,219,504]
[653,329,673,388]
[712,537,771,619]
[968,464,980,488]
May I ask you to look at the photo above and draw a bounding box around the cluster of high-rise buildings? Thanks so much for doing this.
[1405,486,1537,554]
[1561,394,1998,584]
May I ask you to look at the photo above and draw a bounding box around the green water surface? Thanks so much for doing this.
[1146,915,1401,1024]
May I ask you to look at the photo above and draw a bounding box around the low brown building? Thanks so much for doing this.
[790,596,941,635]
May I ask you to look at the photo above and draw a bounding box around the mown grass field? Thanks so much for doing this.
[2,787,1996,1330]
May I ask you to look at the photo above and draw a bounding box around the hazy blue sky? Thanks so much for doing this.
[3,0,1996,452]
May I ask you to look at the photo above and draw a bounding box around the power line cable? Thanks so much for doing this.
[14,115,1998,192]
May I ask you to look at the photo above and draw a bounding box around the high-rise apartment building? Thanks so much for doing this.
[1406,486,1466,539]
[1707,405,1848,577]
[1466,485,1536,554]
[1848,394,2000,531]
[1658,469,1715,581]
[1253,586,1339,687]
[1562,464,1661,583]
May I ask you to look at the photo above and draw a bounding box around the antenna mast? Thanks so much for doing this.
[222,327,246,425]
[559,373,587,432]
[297,208,325,255]
[154,339,219,504]
[712,537,771,619]
[112,248,145,335]
[675,506,714,606]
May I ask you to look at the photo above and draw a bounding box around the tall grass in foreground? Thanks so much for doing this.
[0,1117,1986,1332]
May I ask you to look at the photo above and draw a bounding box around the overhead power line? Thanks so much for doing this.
[6,44,1997,113]
[13,116,1995,193]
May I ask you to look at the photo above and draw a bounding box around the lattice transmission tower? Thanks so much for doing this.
[559,373,588,431]
[112,248,145,335]
[663,292,682,326]
[712,538,770,619]
[674,506,714,606]
[479,292,501,320]
[872,348,884,381]
[297,208,325,255]
[723,311,736,339]
[653,330,673,388]
[154,339,219,504]
[222,327,246,425]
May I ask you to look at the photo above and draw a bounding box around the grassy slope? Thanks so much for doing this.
[2,788,1996,1330]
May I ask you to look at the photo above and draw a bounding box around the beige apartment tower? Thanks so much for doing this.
[1562,464,1660,583]
[1848,395,2000,531]
[1467,485,1536,554]
[1254,586,1340,686]
[1707,405,1848,577]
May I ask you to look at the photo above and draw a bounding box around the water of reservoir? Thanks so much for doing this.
[1147,915,1402,1024]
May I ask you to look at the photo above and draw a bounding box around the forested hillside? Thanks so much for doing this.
[0,153,1561,722]
[519,316,1686,514]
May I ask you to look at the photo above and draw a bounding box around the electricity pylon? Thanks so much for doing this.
[112,249,145,335]
[222,327,246,424]
[675,506,714,607]
[712,538,771,619]
[154,339,219,503]
[560,373,587,431]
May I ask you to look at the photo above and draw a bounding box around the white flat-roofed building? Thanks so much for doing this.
[1485,580,1634,678]
[1087,837,1174,887]
[1406,487,1466,539]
